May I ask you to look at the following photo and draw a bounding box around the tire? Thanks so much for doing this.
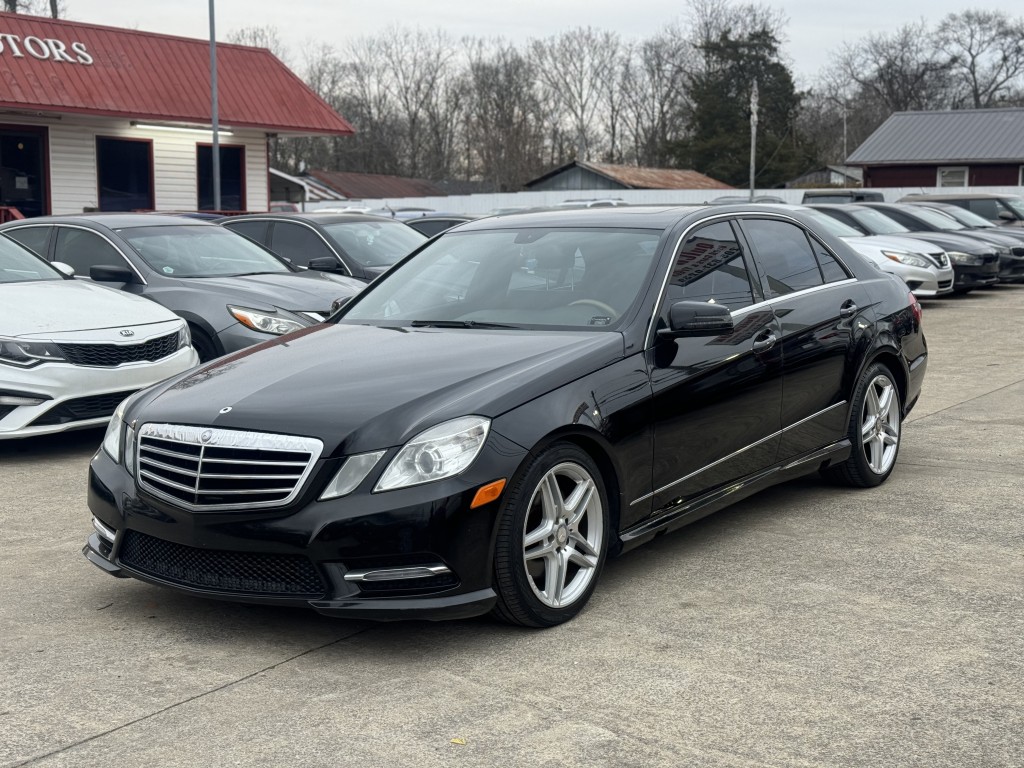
[189,326,219,363]
[491,443,610,627]
[822,362,902,488]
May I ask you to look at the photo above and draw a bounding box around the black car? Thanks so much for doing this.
[84,205,927,627]
[809,204,1000,293]
[0,215,365,362]
[220,212,427,281]
[858,202,1024,283]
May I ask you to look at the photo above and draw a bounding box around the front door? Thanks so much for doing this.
[0,126,47,219]
[646,219,784,516]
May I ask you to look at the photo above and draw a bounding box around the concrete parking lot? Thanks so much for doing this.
[2,286,1022,768]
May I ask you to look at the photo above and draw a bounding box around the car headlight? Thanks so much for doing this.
[375,416,490,492]
[227,306,307,336]
[101,396,130,464]
[881,251,931,268]
[0,337,66,367]
[177,323,191,350]
[946,251,982,266]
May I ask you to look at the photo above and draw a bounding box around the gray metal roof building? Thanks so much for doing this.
[848,108,1024,164]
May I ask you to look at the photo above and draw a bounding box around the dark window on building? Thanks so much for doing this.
[54,227,131,277]
[0,127,47,219]
[743,219,825,297]
[96,137,153,212]
[223,220,269,245]
[4,225,52,257]
[270,222,338,269]
[664,221,756,312]
[198,145,245,212]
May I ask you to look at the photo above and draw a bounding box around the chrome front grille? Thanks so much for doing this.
[136,423,323,511]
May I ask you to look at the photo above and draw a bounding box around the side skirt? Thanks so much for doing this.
[616,439,853,553]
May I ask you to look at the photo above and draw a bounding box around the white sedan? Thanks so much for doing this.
[0,238,198,440]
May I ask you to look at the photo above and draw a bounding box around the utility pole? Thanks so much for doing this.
[749,79,758,202]
[209,0,221,212]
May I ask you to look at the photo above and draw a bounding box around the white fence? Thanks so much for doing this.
[306,185,1024,216]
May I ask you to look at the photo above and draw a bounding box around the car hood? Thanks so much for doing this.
[133,323,625,456]
[883,231,992,254]
[172,271,364,313]
[1,279,178,337]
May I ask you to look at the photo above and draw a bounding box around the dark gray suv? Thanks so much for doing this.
[0,214,365,361]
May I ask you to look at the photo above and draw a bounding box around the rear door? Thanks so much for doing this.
[738,216,869,461]
[646,219,784,515]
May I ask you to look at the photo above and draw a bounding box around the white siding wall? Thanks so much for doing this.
[0,114,268,214]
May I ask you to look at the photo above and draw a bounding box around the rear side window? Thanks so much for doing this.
[224,220,269,245]
[3,226,51,257]
[54,228,130,277]
[807,237,850,283]
[664,220,757,311]
[742,219,824,297]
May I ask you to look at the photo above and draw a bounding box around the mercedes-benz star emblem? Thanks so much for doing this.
[200,430,213,444]
[119,329,134,337]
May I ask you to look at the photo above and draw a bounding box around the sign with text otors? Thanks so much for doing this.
[0,33,92,65]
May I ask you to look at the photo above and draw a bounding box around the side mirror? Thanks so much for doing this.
[997,210,1017,222]
[308,257,340,271]
[658,300,734,339]
[51,261,75,278]
[330,295,352,314]
[90,264,136,283]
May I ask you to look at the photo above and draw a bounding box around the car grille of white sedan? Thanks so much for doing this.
[136,424,323,511]
[926,252,949,268]
[57,331,179,367]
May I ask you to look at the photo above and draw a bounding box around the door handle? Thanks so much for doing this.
[839,300,858,319]
[751,331,776,353]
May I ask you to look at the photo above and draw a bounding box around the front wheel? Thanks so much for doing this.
[822,362,902,487]
[491,444,609,627]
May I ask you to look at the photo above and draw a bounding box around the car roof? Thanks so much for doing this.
[900,193,1013,201]
[455,205,710,232]
[0,213,219,230]
[221,212,399,225]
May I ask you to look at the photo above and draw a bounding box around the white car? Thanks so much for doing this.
[795,207,955,297]
[0,239,199,439]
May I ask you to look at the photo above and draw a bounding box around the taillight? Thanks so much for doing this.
[909,292,922,325]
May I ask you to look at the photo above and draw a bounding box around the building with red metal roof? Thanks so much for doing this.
[0,11,353,217]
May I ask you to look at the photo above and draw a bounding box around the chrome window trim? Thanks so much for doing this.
[1,224,53,258]
[135,423,324,512]
[630,400,848,506]
[53,223,149,285]
[231,217,352,276]
[644,210,858,348]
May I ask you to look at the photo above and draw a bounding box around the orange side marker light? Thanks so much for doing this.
[470,479,507,509]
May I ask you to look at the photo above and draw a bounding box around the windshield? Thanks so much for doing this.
[341,227,662,330]
[803,210,863,238]
[322,220,426,268]
[848,208,911,235]
[906,206,966,230]
[0,236,62,284]
[119,225,292,278]
[1001,198,1024,218]
[934,206,994,228]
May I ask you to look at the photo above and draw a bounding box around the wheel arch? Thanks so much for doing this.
[854,344,909,419]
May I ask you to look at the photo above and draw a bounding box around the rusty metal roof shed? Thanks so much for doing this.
[307,170,446,199]
[0,11,353,136]
[847,108,1024,165]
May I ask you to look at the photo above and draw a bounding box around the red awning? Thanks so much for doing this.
[0,12,354,136]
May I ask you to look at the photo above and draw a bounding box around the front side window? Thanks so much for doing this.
[270,222,336,268]
[964,198,1000,220]
[198,145,245,212]
[54,228,129,276]
[342,227,661,330]
[118,225,291,278]
[663,221,756,312]
[3,225,51,257]
[0,236,61,283]
[96,137,153,212]
[742,218,824,297]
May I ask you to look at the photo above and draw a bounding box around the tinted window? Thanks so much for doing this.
[743,219,824,297]
[270,222,337,269]
[54,228,129,276]
[965,199,1001,220]
[408,219,457,238]
[224,220,269,245]
[664,221,755,311]
[808,237,850,283]
[4,225,51,257]
[97,137,153,212]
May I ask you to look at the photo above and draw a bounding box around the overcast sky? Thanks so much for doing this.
[62,0,975,84]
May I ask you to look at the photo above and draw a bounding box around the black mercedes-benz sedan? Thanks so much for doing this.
[84,205,928,627]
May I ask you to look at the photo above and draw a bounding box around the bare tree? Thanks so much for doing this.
[936,10,1024,108]
[4,0,64,15]
[226,25,290,64]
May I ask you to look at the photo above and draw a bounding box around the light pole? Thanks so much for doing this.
[208,0,221,211]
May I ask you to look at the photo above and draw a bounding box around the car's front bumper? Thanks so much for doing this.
[997,253,1024,283]
[0,347,199,440]
[83,433,528,621]
[884,262,955,297]
[951,260,1000,291]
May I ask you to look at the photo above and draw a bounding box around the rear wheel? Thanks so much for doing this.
[491,443,609,627]
[822,362,902,488]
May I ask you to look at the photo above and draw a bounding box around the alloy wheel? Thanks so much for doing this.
[861,374,900,475]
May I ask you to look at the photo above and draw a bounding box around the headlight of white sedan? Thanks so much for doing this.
[0,337,66,367]
[881,251,931,269]
[375,416,490,492]
[227,306,307,336]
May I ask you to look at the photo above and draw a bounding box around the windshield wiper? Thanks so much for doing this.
[410,319,521,329]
